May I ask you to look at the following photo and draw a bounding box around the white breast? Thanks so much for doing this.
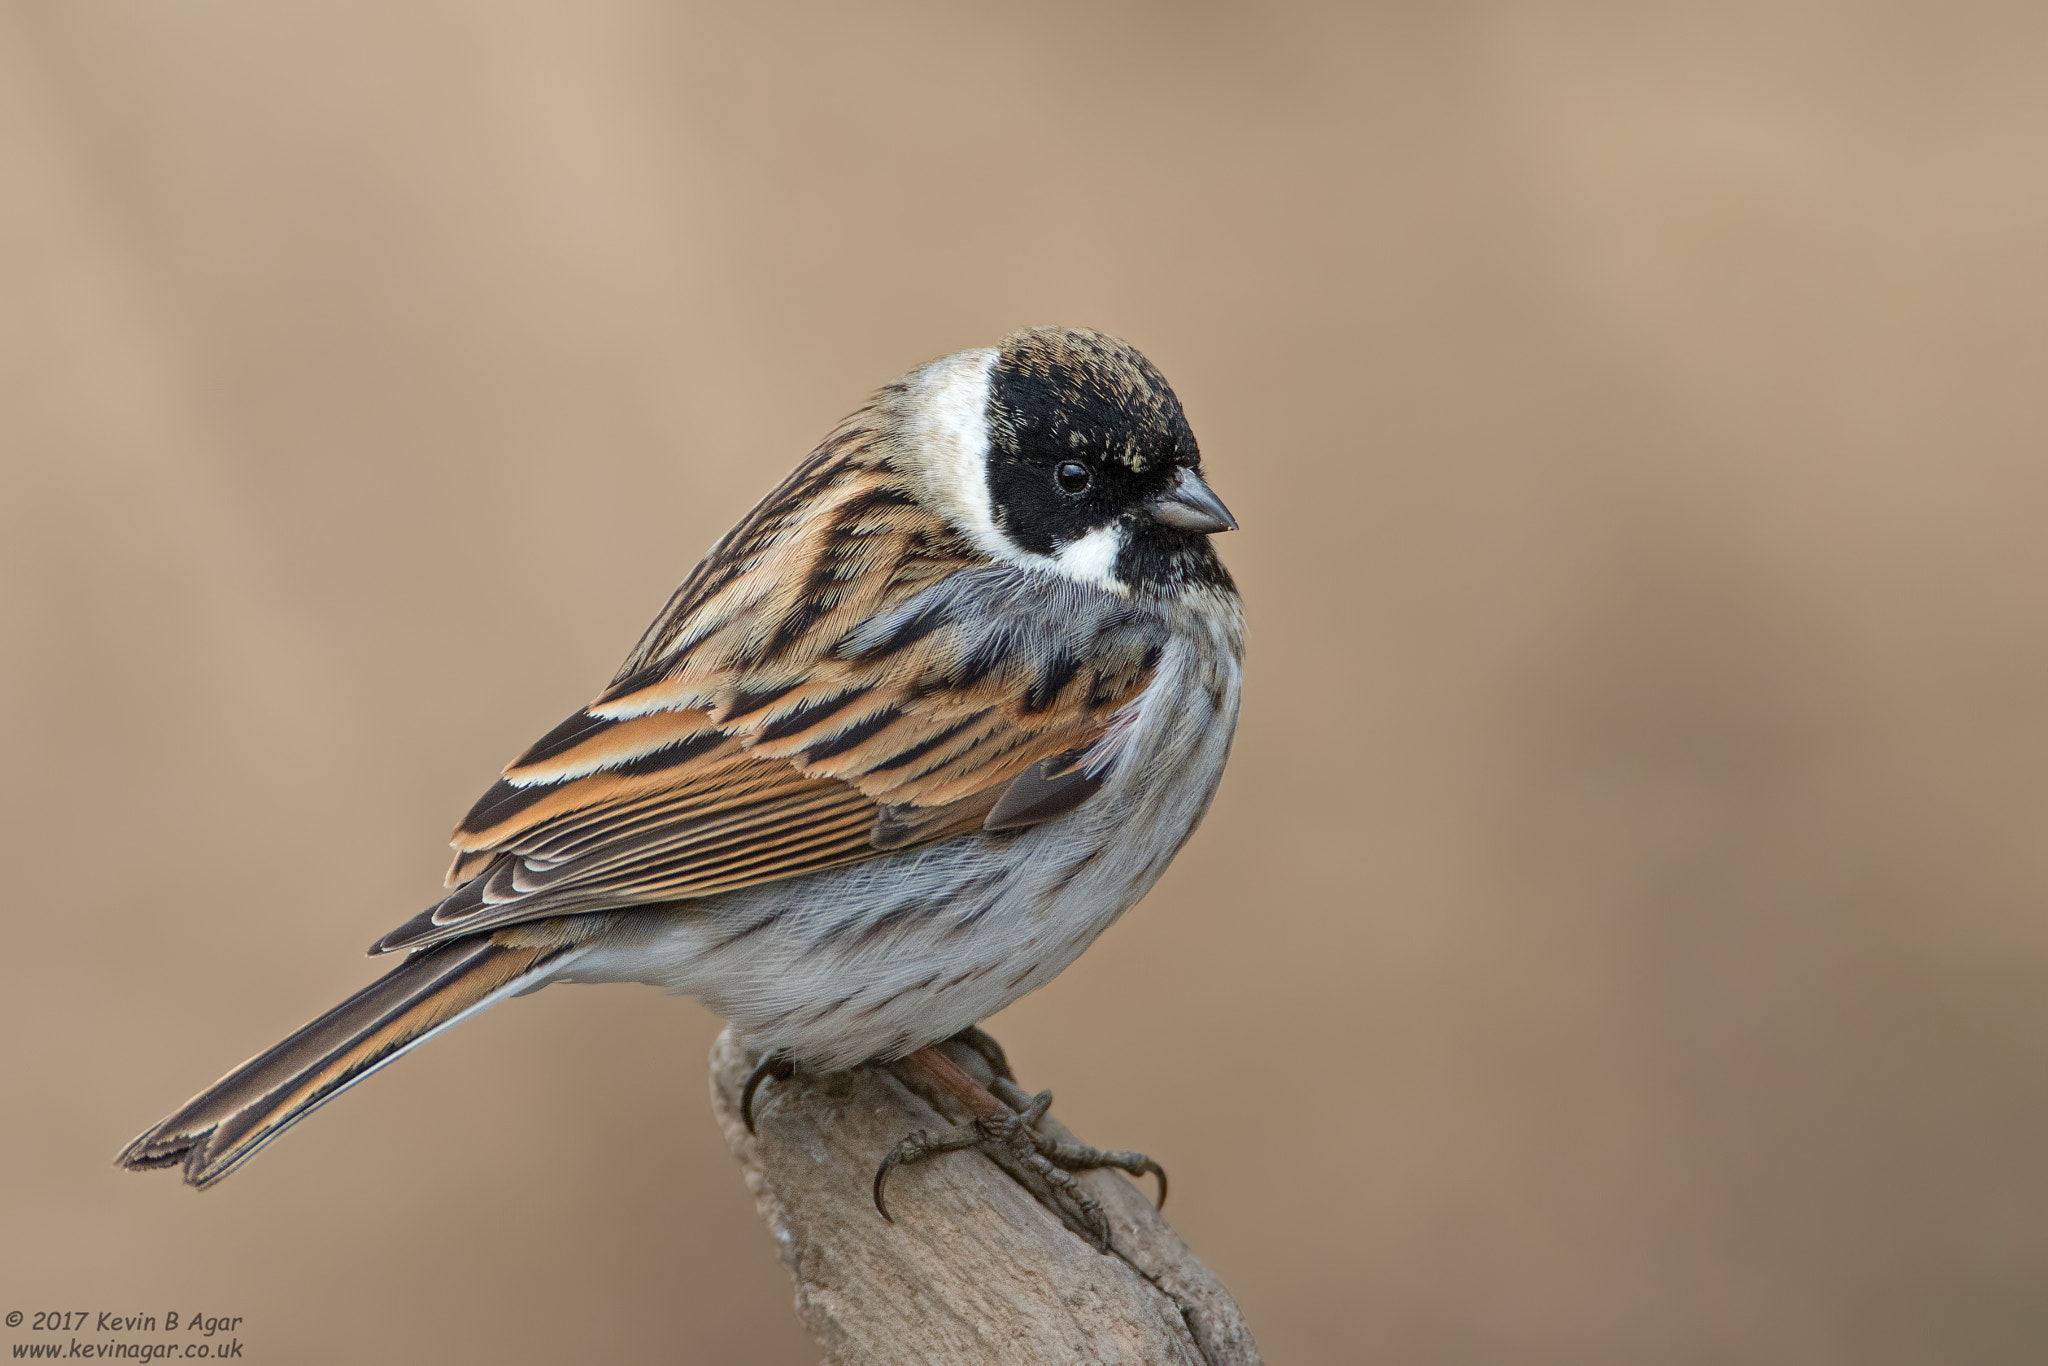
[568,600,1243,1070]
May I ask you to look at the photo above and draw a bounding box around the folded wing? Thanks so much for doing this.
[375,450,1164,954]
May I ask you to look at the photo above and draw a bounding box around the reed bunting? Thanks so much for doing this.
[120,326,1242,1234]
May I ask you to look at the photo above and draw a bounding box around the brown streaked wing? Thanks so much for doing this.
[401,632,1142,954]
[385,424,1163,954]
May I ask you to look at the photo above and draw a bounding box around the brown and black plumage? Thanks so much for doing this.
[119,326,1242,1191]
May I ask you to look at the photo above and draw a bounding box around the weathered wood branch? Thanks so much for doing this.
[709,1027,1262,1365]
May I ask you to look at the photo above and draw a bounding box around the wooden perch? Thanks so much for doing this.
[709,1027,1263,1365]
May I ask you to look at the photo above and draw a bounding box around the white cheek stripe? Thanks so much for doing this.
[916,349,1009,563]
[908,348,1129,593]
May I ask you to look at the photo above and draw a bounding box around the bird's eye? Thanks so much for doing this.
[1055,461,1092,494]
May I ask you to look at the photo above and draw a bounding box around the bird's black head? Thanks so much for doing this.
[982,327,1236,593]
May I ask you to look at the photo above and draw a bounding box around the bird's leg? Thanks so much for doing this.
[746,1030,1010,1135]
[942,1030,1167,1208]
[943,1024,1017,1085]
[875,1045,1112,1247]
[874,1036,1167,1252]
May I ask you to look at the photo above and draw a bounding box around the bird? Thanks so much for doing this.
[118,326,1242,1234]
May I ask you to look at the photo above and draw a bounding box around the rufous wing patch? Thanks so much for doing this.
[389,426,1163,954]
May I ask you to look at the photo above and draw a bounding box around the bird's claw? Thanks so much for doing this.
[740,1051,796,1134]
[871,1081,1166,1250]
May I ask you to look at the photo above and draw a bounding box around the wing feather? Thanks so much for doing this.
[381,439,1167,955]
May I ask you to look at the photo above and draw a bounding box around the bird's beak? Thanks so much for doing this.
[1146,467,1239,534]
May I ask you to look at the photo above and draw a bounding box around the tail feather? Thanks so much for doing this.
[116,937,576,1188]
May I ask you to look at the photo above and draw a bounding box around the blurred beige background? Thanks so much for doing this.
[4,2,2046,1361]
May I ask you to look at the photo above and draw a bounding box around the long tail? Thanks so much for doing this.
[116,936,580,1188]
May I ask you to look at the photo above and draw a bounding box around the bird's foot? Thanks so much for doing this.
[873,1034,1166,1252]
